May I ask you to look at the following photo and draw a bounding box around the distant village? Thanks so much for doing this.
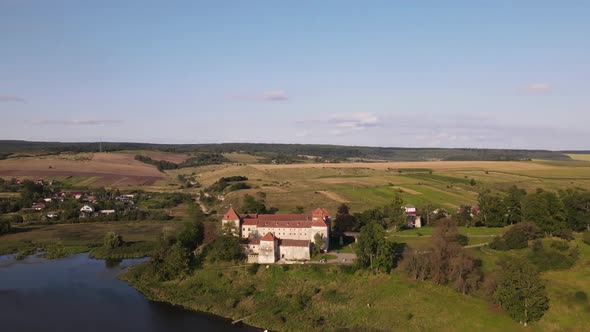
[0,177,179,223]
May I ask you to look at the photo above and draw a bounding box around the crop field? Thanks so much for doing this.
[167,159,590,214]
[566,153,590,161]
[118,150,192,163]
[0,152,165,187]
[2,152,590,213]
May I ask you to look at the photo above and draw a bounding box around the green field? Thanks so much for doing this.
[0,220,184,256]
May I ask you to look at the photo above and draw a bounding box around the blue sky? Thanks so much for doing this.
[1,0,589,149]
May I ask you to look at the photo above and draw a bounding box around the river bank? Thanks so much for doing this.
[121,260,523,332]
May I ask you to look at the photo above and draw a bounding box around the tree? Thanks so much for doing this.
[355,222,386,272]
[187,202,206,222]
[384,193,405,231]
[103,232,123,249]
[313,233,325,256]
[177,220,204,251]
[457,206,474,227]
[240,194,268,214]
[478,191,506,227]
[293,205,305,214]
[522,189,566,236]
[331,204,357,233]
[559,189,590,232]
[429,219,463,284]
[494,257,549,326]
[400,248,431,281]
[449,253,481,295]
[0,219,11,235]
[504,186,526,225]
[489,222,540,251]
[151,242,192,281]
[207,235,245,262]
[354,208,384,231]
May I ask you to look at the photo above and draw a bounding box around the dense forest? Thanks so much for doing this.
[0,140,577,162]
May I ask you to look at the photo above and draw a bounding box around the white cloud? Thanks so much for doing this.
[0,95,25,102]
[31,119,122,126]
[229,90,288,102]
[524,83,552,94]
[330,112,378,131]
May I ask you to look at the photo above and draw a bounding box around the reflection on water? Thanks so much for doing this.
[0,254,260,332]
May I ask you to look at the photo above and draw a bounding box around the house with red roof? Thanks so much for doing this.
[223,207,330,263]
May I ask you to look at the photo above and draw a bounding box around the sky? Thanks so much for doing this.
[1,0,589,150]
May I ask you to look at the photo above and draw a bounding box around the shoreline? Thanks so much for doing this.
[119,265,265,331]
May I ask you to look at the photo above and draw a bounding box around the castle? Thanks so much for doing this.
[221,207,330,263]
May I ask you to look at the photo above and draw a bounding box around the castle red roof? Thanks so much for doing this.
[311,219,328,227]
[280,239,310,247]
[257,220,314,228]
[223,207,240,220]
[260,232,276,242]
[242,219,258,226]
[257,214,311,221]
[246,238,260,245]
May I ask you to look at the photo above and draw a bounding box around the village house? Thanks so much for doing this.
[79,205,95,217]
[44,211,60,220]
[99,209,116,215]
[32,203,46,211]
[222,207,330,264]
[404,204,422,228]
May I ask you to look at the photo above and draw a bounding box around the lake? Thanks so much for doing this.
[0,254,260,332]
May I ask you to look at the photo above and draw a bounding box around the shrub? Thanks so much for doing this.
[247,263,260,275]
[554,228,574,241]
[574,291,588,303]
[0,219,11,235]
[529,240,577,271]
[103,232,123,249]
[489,222,540,251]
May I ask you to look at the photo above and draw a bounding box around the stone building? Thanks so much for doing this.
[222,207,330,263]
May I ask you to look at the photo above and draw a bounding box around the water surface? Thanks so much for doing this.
[0,254,260,332]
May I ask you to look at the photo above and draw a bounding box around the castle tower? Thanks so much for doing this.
[222,207,241,237]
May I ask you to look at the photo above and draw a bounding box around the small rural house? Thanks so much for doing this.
[80,204,94,214]
[32,203,46,211]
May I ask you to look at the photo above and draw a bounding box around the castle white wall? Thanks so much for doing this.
[279,245,310,261]
[311,226,329,250]
[258,240,278,264]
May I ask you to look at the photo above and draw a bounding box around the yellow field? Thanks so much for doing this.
[566,153,590,161]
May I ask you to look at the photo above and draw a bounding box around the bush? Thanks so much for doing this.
[574,291,588,303]
[489,222,540,251]
[583,231,590,246]
[529,240,578,271]
[103,232,123,249]
[247,263,260,275]
[554,228,574,241]
[207,235,245,262]
[0,219,11,235]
